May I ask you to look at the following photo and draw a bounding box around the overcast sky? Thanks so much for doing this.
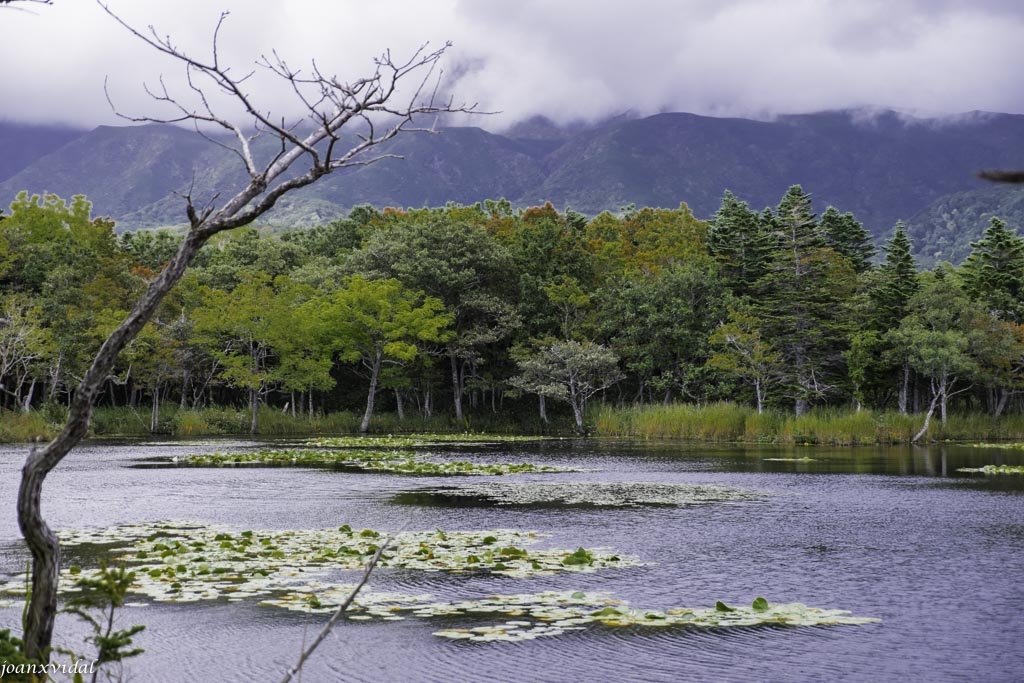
[1,0,1022,131]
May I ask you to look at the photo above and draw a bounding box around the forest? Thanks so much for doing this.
[1,185,1022,438]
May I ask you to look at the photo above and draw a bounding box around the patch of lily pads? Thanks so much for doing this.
[0,522,880,641]
[0,522,641,607]
[394,481,763,509]
[956,465,1024,475]
[430,593,880,642]
[173,448,574,476]
[306,434,551,449]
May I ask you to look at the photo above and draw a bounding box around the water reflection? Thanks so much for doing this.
[603,440,1024,483]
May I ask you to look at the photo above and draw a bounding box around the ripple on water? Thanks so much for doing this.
[1,439,1023,682]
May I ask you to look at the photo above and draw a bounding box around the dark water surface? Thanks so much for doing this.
[1,439,1023,682]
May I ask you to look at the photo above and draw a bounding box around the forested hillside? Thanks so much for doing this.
[3,189,1023,434]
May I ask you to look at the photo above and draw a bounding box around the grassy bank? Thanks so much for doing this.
[592,402,1024,445]
[7,402,1024,445]
[0,405,571,443]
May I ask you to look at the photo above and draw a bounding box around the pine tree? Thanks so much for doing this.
[706,191,771,298]
[774,185,824,254]
[871,224,920,330]
[820,206,876,273]
[754,186,854,415]
[869,223,921,413]
[960,217,1024,322]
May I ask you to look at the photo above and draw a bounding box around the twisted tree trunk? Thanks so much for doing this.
[16,5,462,660]
[19,231,207,661]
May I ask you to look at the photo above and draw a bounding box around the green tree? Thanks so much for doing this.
[0,294,49,411]
[820,206,876,273]
[959,217,1024,322]
[119,229,182,271]
[510,340,623,433]
[708,308,784,413]
[870,224,921,412]
[272,280,337,417]
[707,190,772,297]
[754,185,855,414]
[193,274,285,433]
[600,261,728,404]
[887,271,988,438]
[319,276,452,433]
[348,211,519,421]
[492,203,596,342]
[196,227,307,290]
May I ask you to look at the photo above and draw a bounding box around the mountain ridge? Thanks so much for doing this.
[1,109,1022,260]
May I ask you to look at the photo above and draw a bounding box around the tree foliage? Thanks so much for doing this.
[510,340,623,433]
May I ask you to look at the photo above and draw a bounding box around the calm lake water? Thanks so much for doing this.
[1,438,1023,682]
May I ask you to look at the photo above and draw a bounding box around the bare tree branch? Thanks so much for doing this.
[19,0,474,663]
[279,536,394,683]
[0,0,51,11]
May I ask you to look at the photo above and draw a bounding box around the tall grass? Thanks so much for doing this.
[593,402,1024,444]
[0,404,567,442]
[0,409,57,443]
[11,401,1024,444]
[594,402,752,441]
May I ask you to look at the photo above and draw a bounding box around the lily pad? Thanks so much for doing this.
[956,465,1024,475]
[172,448,575,476]
[429,591,880,642]
[0,522,644,610]
[307,434,552,449]
[0,522,880,645]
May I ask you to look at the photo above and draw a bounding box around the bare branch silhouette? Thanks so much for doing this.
[18,0,473,662]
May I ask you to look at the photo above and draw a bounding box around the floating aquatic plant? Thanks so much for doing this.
[429,593,880,642]
[0,523,880,643]
[174,448,574,476]
[395,482,763,508]
[956,465,1024,475]
[306,434,551,449]
[0,522,641,608]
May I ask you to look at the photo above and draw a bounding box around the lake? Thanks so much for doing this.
[2,439,1023,682]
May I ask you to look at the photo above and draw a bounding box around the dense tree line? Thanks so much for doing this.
[2,188,1023,432]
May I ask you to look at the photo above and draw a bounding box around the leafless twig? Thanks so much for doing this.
[18,1,472,663]
[279,536,394,683]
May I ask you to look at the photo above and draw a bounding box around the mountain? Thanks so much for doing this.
[906,184,1024,267]
[1,109,1023,260]
[0,121,84,184]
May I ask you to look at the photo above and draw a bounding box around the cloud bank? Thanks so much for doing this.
[1,0,1022,130]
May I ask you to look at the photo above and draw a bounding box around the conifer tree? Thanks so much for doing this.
[871,224,920,330]
[707,191,771,297]
[820,206,876,273]
[754,185,854,414]
[960,217,1024,323]
[869,224,921,413]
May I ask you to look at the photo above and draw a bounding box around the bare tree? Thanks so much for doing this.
[18,1,471,662]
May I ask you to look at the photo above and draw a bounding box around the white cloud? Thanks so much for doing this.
[0,0,1020,129]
